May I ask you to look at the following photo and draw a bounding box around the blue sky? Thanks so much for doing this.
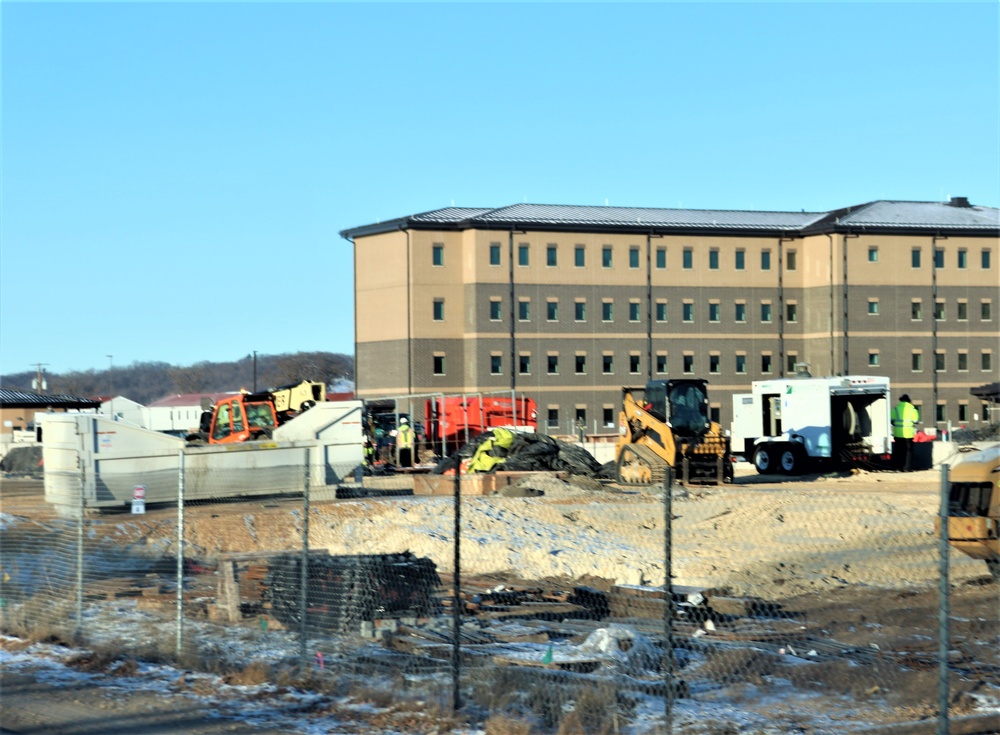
[2,2,998,377]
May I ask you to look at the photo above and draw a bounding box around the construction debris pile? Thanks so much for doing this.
[431,428,614,478]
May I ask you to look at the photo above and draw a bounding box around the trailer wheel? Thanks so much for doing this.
[778,446,801,475]
[987,559,1000,584]
[752,446,773,474]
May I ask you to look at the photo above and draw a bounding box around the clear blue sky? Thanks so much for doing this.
[2,1,998,377]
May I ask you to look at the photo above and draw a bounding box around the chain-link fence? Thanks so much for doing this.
[2,447,998,733]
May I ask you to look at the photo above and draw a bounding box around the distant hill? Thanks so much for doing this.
[0,352,354,406]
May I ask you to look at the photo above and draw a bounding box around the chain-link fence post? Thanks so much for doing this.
[176,448,185,659]
[663,465,674,734]
[74,465,84,642]
[451,456,462,713]
[937,463,950,735]
[299,454,310,671]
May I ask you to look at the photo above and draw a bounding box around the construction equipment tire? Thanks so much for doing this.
[778,445,801,475]
[752,446,773,474]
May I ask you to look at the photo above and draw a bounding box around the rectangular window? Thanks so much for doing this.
[629,302,641,322]
[602,301,614,322]
[868,299,879,315]
[518,243,529,266]
[575,408,587,425]
[519,354,531,375]
[983,351,993,371]
[546,244,558,267]
[912,248,921,268]
[786,303,798,323]
[959,403,969,422]
[655,301,667,322]
[603,407,615,427]
[602,354,614,374]
[683,355,694,374]
[575,245,585,267]
[958,352,968,371]
[433,355,445,375]
[735,250,745,270]
[490,355,502,375]
[868,246,879,263]
[709,354,720,374]
[761,250,771,270]
[786,250,797,271]
[575,301,586,321]
[787,354,798,373]
[629,247,640,269]
[735,302,746,322]
[957,249,967,269]
[683,303,694,322]
[708,303,720,322]
[911,300,922,320]
[489,243,501,265]
[433,298,444,321]
[934,300,945,320]
[518,300,530,321]
[489,300,502,321]
[957,301,968,321]
[934,248,945,268]
[761,303,772,323]
[983,249,992,269]
[735,354,746,373]
[656,354,667,374]
[547,301,558,321]
[575,355,587,375]
[602,246,613,268]
[547,355,559,375]
[982,300,992,321]
[683,248,693,269]
[868,352,880,367]
[912,352,923,372]
[655,247,666,269]
[432,243,444,266]
[935,351,946,372]
[761,354,772,373]
[547,408,559,430]
[709,249,719,270]
[936,404,947,423]
[629,355,641,374]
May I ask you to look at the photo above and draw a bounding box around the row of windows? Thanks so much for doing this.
[431,242,994,271]
[426,349,994,378]
[431,297,994,324]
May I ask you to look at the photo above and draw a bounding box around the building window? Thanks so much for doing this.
[787,354,798,373]
[629,355,641,374]
[983,351,993,371]
[683,355,694,374]
[518,300,530,321]
[655,301,667,322]
[912,248,921,268]
[868,352,880,367]
[761,303,772,323]
[575,301,586,321]
[761,354,773,373]
[735,250,745,270]
[656,248,666,269]
[786,250,797,271]
[683,248,693,269]
[489,243,501,265]
[603,407,615,427]
[868,246,879,263]
[432,244,444,266]
[957,249,967,269]
[490,355,502,375]
[602,301,614,322]
[629,302,641,322]
[547,408,559,430]
[934,301,945,320]
[959,404,969,423]
[709,249,719,270]
[683,303,694,322]
[934,248,945,269]
[433,355,445,375]
[735,354,746,374]
[602,354,614,374]
[489,300,502,321]
[575,408,587,426]
[958,352,968,372]
[519,355,531,375]
[656,354,667,374]
[629,247,640,269]
[982,300,992,321]
[708,303,720,322]
[518,243,530,266]
[433,299,445,321]
[786,303,798,323]
[546,244,558,267]
[912,352,923,372]
[575,245,585,267]
[868,299,879,316]
[936,404,947,423]
[575,355,587,374]
[735,302,746,322]
[983,249,992,269]
[957,301,968,321]
[935,351,946,372]
[911,300,922,320]
[547,301,558,321]
[710,405,721,423]
[709,354,720,374]
[547,355,559,375]
[602,246,613,268]
[761,250,771,270]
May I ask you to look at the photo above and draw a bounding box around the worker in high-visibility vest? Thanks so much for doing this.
[891,394,920,472]
[396,417,414,468]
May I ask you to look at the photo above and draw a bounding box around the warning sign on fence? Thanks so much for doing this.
[131,485,146,514]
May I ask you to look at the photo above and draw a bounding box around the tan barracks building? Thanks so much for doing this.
[341,198,999,435]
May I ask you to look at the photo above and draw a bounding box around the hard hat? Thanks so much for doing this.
[399,417,409,424]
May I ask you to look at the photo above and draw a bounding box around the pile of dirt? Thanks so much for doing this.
[0,446,43,476]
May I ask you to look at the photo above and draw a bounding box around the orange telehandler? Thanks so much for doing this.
[186,380,326,445]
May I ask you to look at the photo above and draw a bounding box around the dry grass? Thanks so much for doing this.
[484,714,536,735]
[223,660,271,686]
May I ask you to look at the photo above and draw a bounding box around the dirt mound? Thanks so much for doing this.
[0,446,43,476]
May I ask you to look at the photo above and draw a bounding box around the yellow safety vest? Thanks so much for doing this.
[397,424,413,449]
[891,402,919,439]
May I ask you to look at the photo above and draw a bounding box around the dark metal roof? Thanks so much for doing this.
[0,389,102,408]
[341,200,1000,240]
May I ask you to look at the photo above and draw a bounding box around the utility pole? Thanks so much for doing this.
[32,363,49,393]
[253,351,258,392]
[106,355,114,420]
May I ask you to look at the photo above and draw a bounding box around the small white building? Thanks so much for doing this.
[100,396,145,426]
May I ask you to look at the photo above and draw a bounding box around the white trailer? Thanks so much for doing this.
[731,375,892,475]
[43,400,364,511]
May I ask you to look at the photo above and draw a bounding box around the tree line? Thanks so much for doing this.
[1,352,354,406]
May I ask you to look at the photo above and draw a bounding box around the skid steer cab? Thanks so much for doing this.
[616,378,733,487]
[187,380,326,445]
